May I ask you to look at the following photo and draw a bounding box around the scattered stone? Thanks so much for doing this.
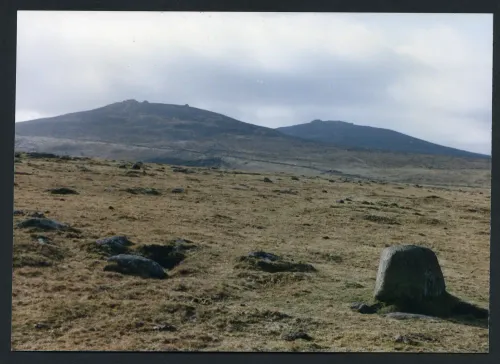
[104,254,167,279]
[33,235,53,245]
[328,179,335,183]
[384,312,441,321]
[281,331,313,341]
[322,236,330,240]
[272,189,298,195]
[350,302,378,314]
[291,176,299,181]
[172,167,195,174]
[171,188,185,194]
[13,209,25,216]
[109,206,114,210]
[374,245,446,305]
[96,236,134,255]
[239,251,316,273]
[263,177,273,183]
[17,218,74,232]
[34,323,50,330]
[124,187,161,196]
[135,239,196,269]
[248,251,281,261]
[131,162,144,170]
[153,323,177,332]
[337,200,345,204]
[48,187,79,195]
[322,190,328,193]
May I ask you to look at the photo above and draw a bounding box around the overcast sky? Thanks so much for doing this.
[16,12,492,154]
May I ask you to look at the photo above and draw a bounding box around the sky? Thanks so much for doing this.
[16,12,493,155]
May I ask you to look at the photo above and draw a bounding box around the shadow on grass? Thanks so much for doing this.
[368,292,489,329]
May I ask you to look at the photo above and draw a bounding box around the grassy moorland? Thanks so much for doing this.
[11,153,490,352]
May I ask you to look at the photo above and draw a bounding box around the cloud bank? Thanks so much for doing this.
[16,12,493,154]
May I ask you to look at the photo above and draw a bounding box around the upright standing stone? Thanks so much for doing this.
[374,245,446,304]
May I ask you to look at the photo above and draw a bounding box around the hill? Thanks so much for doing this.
[15,100,492,187]
[276,120,490,159]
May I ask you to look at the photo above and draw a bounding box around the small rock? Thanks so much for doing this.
[153,323,177,332]
[282,331,313,341]
[322,190,328,193]
[131,162,144,170]
[248,251,281,261]
[34,323,49,329]
[322,236,330,240]
[291,176,299,181]
[17,218,73,231]
[124,187,161,196]
[30,212,45,218]
[350,302,377,314]
[171,188,185,194]
[104,254,167,279]
[48,187,79,195]
[172,167,195,174]
[96,236,134,255]
[109,206,114,210]
[263,177,273,183]
[337,200,345,204]
[13,209,25,216]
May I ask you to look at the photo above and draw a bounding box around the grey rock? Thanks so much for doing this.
[171,188,185,194]
[105,254,167,279]
[248,251,281,262]
[374,245,446,304]
[13,209,25,216]
[350,302,377,314]
[124,187,161,195]
[263,177,273,183]
[131,162,144,170]
[96,236,134,254]
[48,187,79,195]
[17,218,73,231]
[281,331,313,341]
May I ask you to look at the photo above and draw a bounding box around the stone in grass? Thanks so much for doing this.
[96,236,134,255]
[281,331,313,341]
[350,302,378,314]
[104,254,167,279]
[171,188,185,194]
[124,187,161,196]
[17,218,76,232]
[263,177,273,183]
[131,161,144,170]
[48,187,79,195]
[374,245,446,305]
[240,251,316,273]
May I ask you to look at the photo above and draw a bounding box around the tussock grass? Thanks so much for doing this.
[11,154,490,352]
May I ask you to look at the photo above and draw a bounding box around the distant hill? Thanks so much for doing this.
[14,100,491,187]
[276,119,490,159]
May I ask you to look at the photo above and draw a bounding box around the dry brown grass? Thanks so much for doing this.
[11,155,490,352]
